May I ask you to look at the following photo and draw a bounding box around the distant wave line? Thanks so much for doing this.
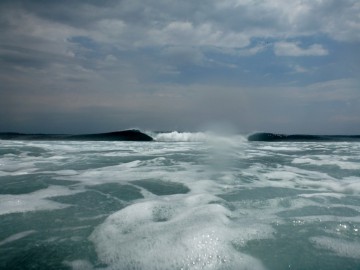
[2,130,360,143]
[248,132,360,142]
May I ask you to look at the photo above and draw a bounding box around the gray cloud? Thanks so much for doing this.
[0,0,359,133]
[274,42,328,56]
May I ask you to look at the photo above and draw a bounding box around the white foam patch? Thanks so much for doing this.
[259,146,301,151]
[155,131,209,142]
[339,177,360,193]
[292,156,360,170]
[299,192,345,199]
[244,163,360,194]
[63,260,94,270]
[90,196,266,270]
[58,160,146,185]
[60,156,214,192]
[154,131,247,145]
[0,230,36,246]
[310,236,360,259]
[0,186,81,215]
[53,170,79,176]
[0,157,37,175]
[298,176,360,194]
[263,171,300,181]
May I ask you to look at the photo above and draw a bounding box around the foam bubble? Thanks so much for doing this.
[90,198,266,270]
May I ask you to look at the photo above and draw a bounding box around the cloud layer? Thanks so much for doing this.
[1,0,359,133]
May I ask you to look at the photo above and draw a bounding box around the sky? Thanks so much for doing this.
[0,0,359,134]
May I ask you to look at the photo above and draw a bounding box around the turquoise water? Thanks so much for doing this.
[1,133,360,269]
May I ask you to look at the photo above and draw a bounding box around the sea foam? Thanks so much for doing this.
[1,135,360,269]
[0,186,80,215]
[90,195,266,270]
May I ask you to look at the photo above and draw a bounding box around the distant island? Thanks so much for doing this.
[248,132,360,142]
[0,129,154,141]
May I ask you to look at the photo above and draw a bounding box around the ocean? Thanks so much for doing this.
[1,131,360,270]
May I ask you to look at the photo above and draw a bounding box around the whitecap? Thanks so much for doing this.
[90,197,267,270]
[0,186,81,215]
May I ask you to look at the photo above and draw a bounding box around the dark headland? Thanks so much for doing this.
[248,132,360,142]
[0,130,154,142]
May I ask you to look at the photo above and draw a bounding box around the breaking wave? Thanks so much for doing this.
[2,130,360,143]
[153,131,248,144]
[154,131,209,142]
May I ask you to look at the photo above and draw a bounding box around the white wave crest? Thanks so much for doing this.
[154,131,209,142]
[153,131,247,144]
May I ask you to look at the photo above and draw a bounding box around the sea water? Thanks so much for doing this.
[1,132,360,269]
